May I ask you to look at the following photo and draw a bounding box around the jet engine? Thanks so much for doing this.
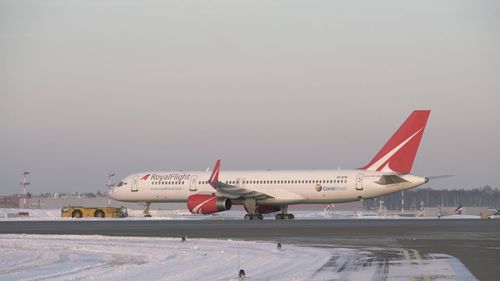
[187,194,232,214]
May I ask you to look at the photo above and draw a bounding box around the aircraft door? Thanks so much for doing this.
[356,174,364,191]
[131,176,139,192]
[189,176,198,191]
[236,178,246,188]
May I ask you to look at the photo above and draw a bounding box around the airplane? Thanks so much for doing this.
[453,205,464,215]
[488,206,500,219]
[109,110,431,220]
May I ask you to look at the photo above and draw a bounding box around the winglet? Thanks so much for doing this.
[208,159,221,183]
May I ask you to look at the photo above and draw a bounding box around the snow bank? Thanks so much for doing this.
[0,208,480,221]
[0,234,330,281]
[0,234,477,281]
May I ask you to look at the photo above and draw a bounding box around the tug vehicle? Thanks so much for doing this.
[61,206,128,218]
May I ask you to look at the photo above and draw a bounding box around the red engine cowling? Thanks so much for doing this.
[187,194,232,214]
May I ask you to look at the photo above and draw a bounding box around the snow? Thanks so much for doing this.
[0,235,477,281]
[0,234,329,281]
[0,208,481,221]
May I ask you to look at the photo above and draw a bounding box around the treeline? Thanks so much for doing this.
[17,191,106,199]
[363,186,500,210]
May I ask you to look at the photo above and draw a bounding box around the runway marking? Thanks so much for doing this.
[402,248,432,281]
[411,249,431,281]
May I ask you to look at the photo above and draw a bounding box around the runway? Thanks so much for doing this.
[1,219,498,280]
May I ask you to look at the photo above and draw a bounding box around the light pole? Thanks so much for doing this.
[401,191,404,214]
[20,170,30,209]
[107,172,115,206]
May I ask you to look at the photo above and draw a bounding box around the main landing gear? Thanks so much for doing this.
[243,198,264,220]
[275,213,294,220]
[275,205,294,220]
[244,213,264,220]
[143,202,152,217]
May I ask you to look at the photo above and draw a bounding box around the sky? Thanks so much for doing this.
[1,0,499,194]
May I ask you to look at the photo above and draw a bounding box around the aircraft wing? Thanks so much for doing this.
[208,160,305,202]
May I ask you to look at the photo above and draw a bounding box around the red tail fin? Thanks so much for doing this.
[208,159,221,183]
[360,110,430,174]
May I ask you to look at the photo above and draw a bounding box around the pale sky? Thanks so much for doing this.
[1,0,499,194]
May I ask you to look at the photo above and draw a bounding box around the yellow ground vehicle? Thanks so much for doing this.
[61,206,128,218]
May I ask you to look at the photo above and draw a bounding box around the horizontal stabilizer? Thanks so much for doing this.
[375,175,409,185]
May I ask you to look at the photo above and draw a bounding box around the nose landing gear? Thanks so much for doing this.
[143,202,152,217]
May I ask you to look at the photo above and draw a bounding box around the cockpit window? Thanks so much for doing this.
[117,181,124,187]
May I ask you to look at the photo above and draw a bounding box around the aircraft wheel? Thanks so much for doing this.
[244,214,251,220]
[288,214,295,220]
[72,210,83,218]
[256,214,264,220]
[144,214,152,218]
[94,210,105,218]
[275,214,283,220]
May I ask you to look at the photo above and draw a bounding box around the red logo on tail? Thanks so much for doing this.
[360,110,430,174]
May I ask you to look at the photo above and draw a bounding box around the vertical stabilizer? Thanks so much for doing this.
[360,110,430,174]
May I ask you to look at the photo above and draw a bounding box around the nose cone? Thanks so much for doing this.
[425,177,429,183]
[108,187,118,200]
[108,185,125,201]
[108,179,128,201]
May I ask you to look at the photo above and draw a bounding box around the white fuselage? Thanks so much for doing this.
[109,169,427,206]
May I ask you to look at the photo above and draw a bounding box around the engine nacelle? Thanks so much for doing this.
[187,194,232,214]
